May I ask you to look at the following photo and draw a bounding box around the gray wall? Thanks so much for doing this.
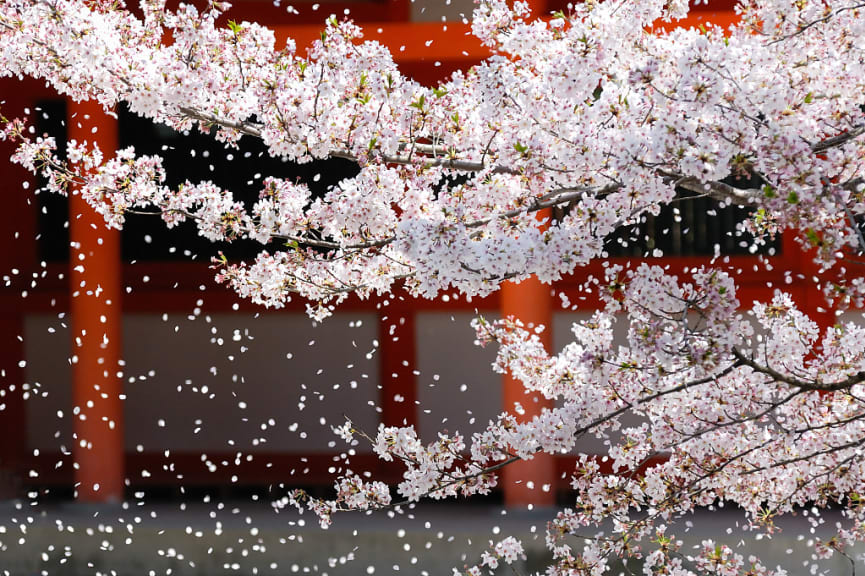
[24,313,380,453]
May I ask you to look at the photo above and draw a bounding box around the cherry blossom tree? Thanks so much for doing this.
[4,0,865,574]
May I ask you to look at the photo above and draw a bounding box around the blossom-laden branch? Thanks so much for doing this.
[277,264,865,574]
[5,0,865,318]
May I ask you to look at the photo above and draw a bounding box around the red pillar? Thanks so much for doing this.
[524,0,548,16]
[387,0,410,21]
[67,99,125,502]
[500,275,556,509]
[503,1,551,506]
[379,309,418,428]
[0,86,37,497]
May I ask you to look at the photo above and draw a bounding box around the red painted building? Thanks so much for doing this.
[0,0,819,508]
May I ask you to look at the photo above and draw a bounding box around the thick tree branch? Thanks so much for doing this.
[732,348,865,392]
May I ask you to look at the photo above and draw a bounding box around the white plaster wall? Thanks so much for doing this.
[410,0,474,22]
[24,312,380,454]
[837,310,865,325]
[414,312,501,440]
[414,311,634,449]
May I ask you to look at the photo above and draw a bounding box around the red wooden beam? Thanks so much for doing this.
[28,450,406,487]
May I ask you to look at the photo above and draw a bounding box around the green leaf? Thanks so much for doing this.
[227,20,242,34]
[433,87,448,98]
[787,191,799,204]
[804,92,813,104]
[513,142,529,154]
[755,207,767,223]
[762,184,776,198]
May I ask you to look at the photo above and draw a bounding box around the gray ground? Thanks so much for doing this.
[0,500,860,576]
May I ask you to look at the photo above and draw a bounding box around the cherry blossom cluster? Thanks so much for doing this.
[4,0,865,316]
[275,421,501,525]
[5,0,865,573]
[314,263,865,573]
[453,536,525,576]
[273,471,392,529]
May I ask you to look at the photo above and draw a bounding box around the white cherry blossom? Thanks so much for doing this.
[5,0,865,573]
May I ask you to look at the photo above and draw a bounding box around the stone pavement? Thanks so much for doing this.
[0,500,861,575]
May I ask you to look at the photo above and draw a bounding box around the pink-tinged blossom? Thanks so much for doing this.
[6,0,865,574]
[8,0,865,309]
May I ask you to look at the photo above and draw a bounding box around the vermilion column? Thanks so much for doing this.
[67,99,124,502]
[501,275,556,509]
[379,310,418,428]
[0,87,36,498]
[387,0,410,21]
[503,0,550,508]
[524,0,548,16]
